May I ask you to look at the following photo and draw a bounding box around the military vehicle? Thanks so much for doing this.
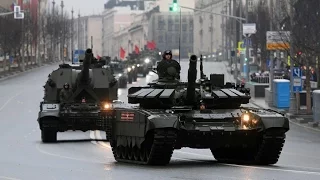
[107,58,128,88]
[38,49,118,143]
[110,54,289,165]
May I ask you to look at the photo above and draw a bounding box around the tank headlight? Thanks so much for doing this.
[118,73,122,77]
[132,66,135,69]
[127,67,131,72]
[144,58,150,63]
[103,103,111,109]
[137,64,140,67]
[242,114,250,122]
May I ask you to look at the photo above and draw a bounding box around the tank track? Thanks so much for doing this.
[211,131,286,165]
[105,117,112,141]
[111,129,177,165]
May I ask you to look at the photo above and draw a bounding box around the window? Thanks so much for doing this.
[175,24,179,31]
[167,34,172,43]
[175,15,179,22]
[182,16,186,22]
[168,24,173,31]
[158,35,164,43]
[175,35,179,43]
[182,34,187,43]
[182,24,187,31]
[189,33,193,43]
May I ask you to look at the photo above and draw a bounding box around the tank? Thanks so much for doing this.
[110,54,289,165]
[37,49,118,143]
[107,57,128,88]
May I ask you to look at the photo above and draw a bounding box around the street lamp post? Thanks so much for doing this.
[289,0,297,114]
[52,0,56,61]
[61,1,64,63]
[71,8,74,62]
[37,0,42,66]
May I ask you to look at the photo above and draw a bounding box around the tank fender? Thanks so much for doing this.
[38,111,60,120]
[259,115,290,131]
[146,115,179,131]
[38,103,60,122]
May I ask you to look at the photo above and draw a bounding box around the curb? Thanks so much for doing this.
[0,61,61,82]
[250,99,320,132]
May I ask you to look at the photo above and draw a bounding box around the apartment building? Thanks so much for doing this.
[73,15,103,57]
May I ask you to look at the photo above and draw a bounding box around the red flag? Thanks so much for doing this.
[120,47,126,59]
[146,41,153,50]
[134,45,140,54]
[151,40,156,49]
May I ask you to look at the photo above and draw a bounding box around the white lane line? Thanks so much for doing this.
[35,143,112,163]
[0,92,23,111]
[175,150,320,175]
[290,120,320,133]
[0,176,21,180]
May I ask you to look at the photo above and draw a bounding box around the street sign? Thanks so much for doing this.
[243,38,252,47]
[13,6,24,19]
[292,67,302,92]
[266,31,290,50]
[243,23,256,36]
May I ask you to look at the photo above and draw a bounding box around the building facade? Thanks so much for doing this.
[193,0,228,56]
[147,12,194,58]
[0,0,13,10]
[102,6,144,58]
[73,15,103,57]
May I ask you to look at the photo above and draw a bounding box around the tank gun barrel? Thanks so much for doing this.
[79,49,92,83]
[186,55,197,105]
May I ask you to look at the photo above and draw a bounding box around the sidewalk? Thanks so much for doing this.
[0,61,61,82]
[250,97,320,132]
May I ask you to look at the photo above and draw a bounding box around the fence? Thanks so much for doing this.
[251,76,284,83]
[0,56,37,73]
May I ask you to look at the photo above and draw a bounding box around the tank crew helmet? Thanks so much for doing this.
[163,50,172,60]
[63,83,70,89]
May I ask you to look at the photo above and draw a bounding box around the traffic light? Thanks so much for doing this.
[169,0,178,12]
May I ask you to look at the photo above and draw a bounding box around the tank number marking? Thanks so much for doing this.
[42,104,59,111]
[120,112,135,121]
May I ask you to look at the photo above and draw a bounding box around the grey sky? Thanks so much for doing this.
[61,0,107,16]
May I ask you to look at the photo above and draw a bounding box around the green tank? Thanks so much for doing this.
[110,54,289,165]
[38,49,118,143]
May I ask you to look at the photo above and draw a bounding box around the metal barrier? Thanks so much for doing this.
[251,76,284,83]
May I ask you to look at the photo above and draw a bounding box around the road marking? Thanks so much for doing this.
[35,143,112,163]
[289,120,320,133]
[0,92,23,111]
[0,176,21,180]
[175,150,320,175]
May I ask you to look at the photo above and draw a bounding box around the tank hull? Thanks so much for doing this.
[37,102,114,143]
[110,108,289,165]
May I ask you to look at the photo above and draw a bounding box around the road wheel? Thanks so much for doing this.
[41,129,57,143]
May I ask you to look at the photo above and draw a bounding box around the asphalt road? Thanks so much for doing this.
[0,61,320,180]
